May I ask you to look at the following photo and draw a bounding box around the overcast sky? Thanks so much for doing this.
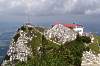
[0,0,100,25]
[0,0,100,34]
[0,0,100,15]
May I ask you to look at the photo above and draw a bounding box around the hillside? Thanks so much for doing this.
[81,36,100,66]
[88,36,100,54]
[2,24,92,66]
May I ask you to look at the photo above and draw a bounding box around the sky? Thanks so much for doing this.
[0,0,100,16]
[0,0,100,33]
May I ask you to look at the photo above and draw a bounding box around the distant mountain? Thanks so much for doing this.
[0,32,14,40]
[0,31,14,64]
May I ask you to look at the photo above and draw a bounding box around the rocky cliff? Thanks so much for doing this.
[81,50,100,66]
[1,24,95,66]
[2,24,34,66]
[44,24,77,44]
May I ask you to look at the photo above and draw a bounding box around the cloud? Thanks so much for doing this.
[85,9,100,15]
[0,0,100,16]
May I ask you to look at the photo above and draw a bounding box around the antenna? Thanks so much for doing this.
[23,0,33,24]
[26,10,32,23]
[73,22,75,24]
[74,15,80,24]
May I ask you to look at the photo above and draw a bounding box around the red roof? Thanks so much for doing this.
[64,24,82,28]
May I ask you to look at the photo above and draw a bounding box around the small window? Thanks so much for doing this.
[77,30,82,32]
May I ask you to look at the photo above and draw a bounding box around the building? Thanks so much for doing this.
[53,23,84,36]
[64,24,84,35]
[24,23,33,27]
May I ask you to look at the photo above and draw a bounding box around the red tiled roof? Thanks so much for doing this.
[64,24,82,28]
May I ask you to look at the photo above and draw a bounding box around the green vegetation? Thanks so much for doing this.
[35,27,45,32]
[89,36,100,54]
[76,34,91,44]
[4,55,10,60]
[13,33,20,42]
[95,36,100,43]
[28,27,33,31]
[20,26,27,31]
[15,29,90,66]
[63,37,87,66]
[13,26,95,66]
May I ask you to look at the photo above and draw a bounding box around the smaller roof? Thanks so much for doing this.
[64,24,82,28]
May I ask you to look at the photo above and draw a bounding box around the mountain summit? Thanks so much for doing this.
[1,24,93,66]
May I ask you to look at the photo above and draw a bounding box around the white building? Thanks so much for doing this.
[64,24,84,35]
[73,26,84,36]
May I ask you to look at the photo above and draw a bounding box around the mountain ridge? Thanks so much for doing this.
[1,24,93,66]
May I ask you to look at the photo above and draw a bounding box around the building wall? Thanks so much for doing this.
[73,27,83,35]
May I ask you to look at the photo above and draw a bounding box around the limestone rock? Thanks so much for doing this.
[44,24,77,44]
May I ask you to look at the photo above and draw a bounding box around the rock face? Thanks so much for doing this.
[44,24,77,44]
[2,25,34,66]
[81,50,100,66]
[2,24,78,66]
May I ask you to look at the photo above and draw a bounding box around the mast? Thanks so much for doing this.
[23,0,33,24]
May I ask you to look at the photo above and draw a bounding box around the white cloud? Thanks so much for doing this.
[0,0,100,16]
[85,9,100,15]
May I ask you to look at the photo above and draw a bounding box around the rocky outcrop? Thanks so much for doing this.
[2,25,34,66]
[81,50,100,66]
[44,24,77,44]
[2,24,85,66]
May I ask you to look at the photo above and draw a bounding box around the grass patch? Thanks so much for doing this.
[89,36,100,54]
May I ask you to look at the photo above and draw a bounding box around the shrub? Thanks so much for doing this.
[76,34,91,43]
[20,26,26,31]
[81,36,91,43]
[4,55,10,60]
[28,27,33,31]
[13,33,20,42]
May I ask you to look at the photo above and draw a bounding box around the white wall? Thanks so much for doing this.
[73,27,83,35]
